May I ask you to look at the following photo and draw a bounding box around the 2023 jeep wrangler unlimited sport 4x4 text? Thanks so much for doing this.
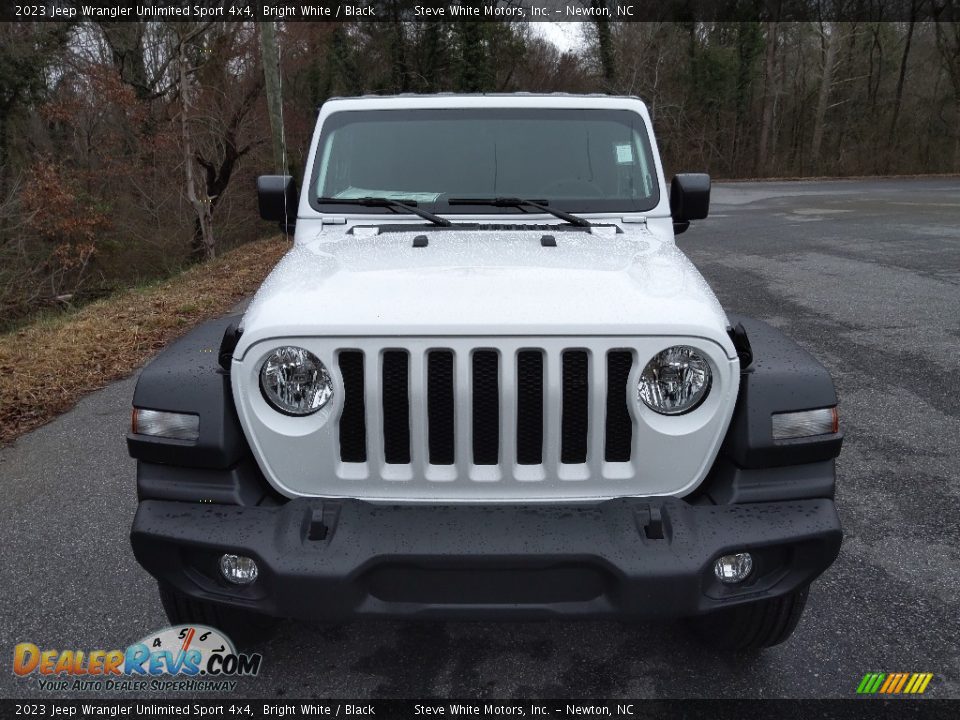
[128,94,842,650]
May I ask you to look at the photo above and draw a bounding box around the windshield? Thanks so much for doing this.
[310,108,660,215]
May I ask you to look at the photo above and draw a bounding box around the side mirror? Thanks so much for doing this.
[670,173,710,235]
[257,175,298,232]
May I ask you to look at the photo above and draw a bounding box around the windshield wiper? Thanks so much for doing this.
[446,197,592,227]
[316,197,452,227]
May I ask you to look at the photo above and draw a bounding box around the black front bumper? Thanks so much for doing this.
[131,497,841,621]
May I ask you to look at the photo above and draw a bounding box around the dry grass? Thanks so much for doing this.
[0,236,289,444]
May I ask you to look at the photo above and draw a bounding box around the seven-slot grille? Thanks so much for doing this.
[337,346,635,472]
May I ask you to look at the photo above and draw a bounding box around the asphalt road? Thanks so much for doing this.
[2,178,959,700]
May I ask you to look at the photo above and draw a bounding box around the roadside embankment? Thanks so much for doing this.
[0,237,288,444]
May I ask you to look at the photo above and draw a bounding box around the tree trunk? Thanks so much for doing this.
[757,22,778,175]
[733,23,759,176]
[811,23,839,171]
[259,21,285,174]
[789,30,807,174]
[887,14,917,170]
[867,24,883,111]
[180,43,214,261]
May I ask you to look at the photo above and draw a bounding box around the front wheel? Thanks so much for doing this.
[686,586,809,651]
[157,582,278,648]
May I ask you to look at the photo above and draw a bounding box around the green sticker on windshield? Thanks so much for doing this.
[615,144,634,165]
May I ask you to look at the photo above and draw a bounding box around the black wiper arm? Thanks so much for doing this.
[316,196,452,227]
[447,197,591,227]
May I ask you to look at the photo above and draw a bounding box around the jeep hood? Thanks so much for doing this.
[235,225,734,359]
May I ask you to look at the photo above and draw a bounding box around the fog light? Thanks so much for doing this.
[219,554,258,585]
[714,552,753,584]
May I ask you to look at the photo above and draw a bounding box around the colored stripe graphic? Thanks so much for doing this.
[857,672,933,694]
[879,674,897,693]
[893,673,909,693]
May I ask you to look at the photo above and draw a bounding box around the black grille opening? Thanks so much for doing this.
[427,351,455,465]
[338,351,366,462]
[516,351,544,465]
[561,351,589,464]
[472,350,500,465]
[382,351,411,464]
[605,351,634,462]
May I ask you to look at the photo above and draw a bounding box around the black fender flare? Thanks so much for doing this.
[127,315,250,469]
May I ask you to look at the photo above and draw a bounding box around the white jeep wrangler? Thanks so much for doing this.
[128,94,843,650]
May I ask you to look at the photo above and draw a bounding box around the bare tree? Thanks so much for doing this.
[179,37,214,259]
[887,11,919,167]
[757,22,779,174]
[812,22,840,169]
[259,21,284,173]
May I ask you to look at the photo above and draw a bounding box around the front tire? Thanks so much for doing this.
[158,582,278,648]
[687,586,809,651]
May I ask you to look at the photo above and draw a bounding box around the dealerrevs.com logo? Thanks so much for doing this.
[13,625,262,692]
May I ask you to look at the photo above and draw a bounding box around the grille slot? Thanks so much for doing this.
[561,351,589,464]
[472,351,500,465]
[516,351,544,465]
[427,351,455,465]
[605,351,634,462]
[338,351,367,462]
[382,350,411,464]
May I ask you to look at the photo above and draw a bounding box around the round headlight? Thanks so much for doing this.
[259,346,333,415]
[638,345,712,415]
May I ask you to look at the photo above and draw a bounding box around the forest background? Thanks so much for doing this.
[2,10,959,328]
